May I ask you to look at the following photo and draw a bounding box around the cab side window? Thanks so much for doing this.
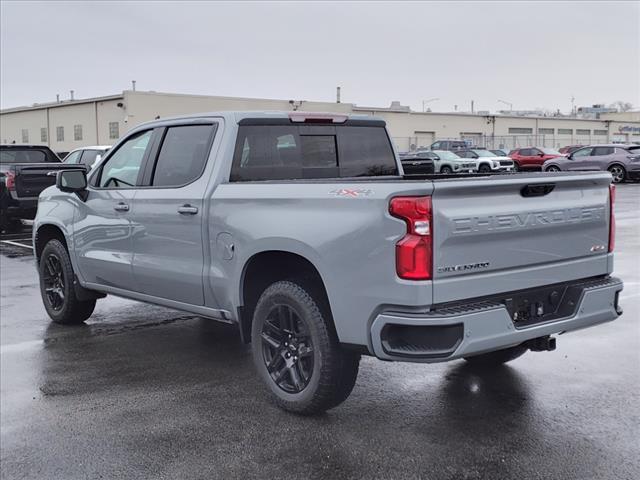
[96,130,153,188]
[151,125,216,187]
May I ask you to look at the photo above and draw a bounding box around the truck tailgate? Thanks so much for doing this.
[431,172,613,303]
[14,164,82,198]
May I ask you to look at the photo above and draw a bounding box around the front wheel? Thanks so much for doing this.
[440,166,453,174]
[478,164,492,173]
[464,345,527,367]
[608,164,626,184]
[545,165,561,172]
[251,280,360,415]
[39,239,96,324]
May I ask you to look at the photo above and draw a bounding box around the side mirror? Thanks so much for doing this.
[566,153,573,160]
[539,152,545,156]
[56,169,87,194]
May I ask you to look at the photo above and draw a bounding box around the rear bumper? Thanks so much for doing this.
[0,197,37,218]
[370,276,623,362]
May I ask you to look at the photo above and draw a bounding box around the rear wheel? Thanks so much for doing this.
[39,239,96,324]
[464,345,527,367]
[608,164,626,184]
[251,280,360,415]
[545,165,561,172]
[440,166,453,174]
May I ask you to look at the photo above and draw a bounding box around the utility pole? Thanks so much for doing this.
[422,98,439,112]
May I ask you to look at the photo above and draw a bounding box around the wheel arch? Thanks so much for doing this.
[238,250,333,344]
[34,223,68,265]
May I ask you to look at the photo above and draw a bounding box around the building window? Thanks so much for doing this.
[56,126,64,142]
[21,129,29,143]
[41,128,48,142]
[74,124,83,141]
[576,129,590,135]
[594,129,608,136]
[109,122,119,139]
[558,128,572,135]
[538,128,554,135]
[508,127,533,134]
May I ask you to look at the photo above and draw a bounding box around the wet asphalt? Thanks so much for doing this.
[1,185,639,480]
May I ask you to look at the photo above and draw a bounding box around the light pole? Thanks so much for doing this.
[422,98,440,112]
[497,99,513,112]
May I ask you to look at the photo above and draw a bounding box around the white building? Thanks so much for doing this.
[1,90,638,154]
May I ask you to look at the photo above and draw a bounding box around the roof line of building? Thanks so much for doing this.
[0,94,124,114]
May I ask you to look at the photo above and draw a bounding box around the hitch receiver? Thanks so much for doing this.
[525,336,556,352]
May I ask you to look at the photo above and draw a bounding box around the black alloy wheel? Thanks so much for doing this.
[608,165,626,184]
[42,253,66,311]
[261,304,314,393]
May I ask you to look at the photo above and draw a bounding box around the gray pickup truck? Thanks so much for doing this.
[33,111,623,414]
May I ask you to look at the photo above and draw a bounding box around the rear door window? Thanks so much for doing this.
[230,123,397,181]
[591,147,614,156]
[151,125,216,187]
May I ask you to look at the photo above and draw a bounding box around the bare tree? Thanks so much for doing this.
[608,101,634,112]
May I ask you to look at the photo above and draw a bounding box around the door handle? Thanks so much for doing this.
[114,202,129,212]
[177,204,198,215]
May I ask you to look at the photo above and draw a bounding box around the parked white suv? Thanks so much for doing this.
[63,146,111,170]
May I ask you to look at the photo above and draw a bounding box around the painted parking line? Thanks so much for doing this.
[0,240,34,250]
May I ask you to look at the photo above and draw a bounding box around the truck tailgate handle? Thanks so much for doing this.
[521,184,555,197]
[178,204,199,215]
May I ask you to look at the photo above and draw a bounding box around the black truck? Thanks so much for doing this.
[0,145,84,231]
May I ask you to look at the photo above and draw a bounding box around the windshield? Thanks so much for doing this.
[541,148,561,155]
[472,150,496,157]
[433,150,461,160]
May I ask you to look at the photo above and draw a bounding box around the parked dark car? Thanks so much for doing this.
[429,140,468,152]
[399,151,435,174]
[559,145,585,155]
[543,144,640,183]
[0,144,82,231]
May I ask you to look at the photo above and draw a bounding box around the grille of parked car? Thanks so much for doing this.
[461,163,475,169]
[500,160,514,166]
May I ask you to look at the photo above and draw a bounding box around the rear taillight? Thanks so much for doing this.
[389,196,432,280]
[609,183,615,252]
[4,171,15,191]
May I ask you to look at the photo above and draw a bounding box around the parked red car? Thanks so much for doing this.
[509,147,563,170]
[559,145,585,155]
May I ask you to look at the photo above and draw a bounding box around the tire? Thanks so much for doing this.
[608,164,626,184]
[545,165,561,172]
[440,166,453,174]
[478,163,492,173]
[251,280,360,415]
[512,162,520,172]
[464,345,527,367]
[39,239,96,324]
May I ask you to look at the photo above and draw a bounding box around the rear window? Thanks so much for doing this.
[0,149,47,163]
[230,124,397,181]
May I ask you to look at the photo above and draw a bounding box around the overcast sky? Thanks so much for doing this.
[1,1,638,113]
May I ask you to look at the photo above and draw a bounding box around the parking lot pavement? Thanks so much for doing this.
[1,185,639,480]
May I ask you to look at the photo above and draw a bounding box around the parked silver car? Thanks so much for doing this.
[543,144,640,183]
